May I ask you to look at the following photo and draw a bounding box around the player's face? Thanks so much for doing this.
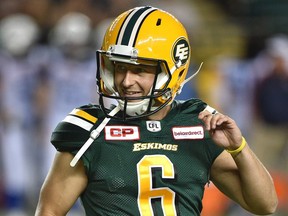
[114,62,157,101]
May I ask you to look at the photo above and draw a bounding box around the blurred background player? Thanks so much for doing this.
[0,13,45,215]
[42,11,98,183]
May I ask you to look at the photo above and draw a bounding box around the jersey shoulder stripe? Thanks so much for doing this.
[62,108,98,131]
[71,108,98,124]
[51,104,103,152]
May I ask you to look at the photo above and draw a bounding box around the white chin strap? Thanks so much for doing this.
[117,99,149,116]
[70,105,121,167]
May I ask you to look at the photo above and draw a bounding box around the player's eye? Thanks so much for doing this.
[134,67,147,73]
[115,64,128,73]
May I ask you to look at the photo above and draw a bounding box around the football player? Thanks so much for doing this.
[35,6,277,216]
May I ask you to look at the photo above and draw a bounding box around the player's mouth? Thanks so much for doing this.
[125,91,140,95]
[121,90,144,100]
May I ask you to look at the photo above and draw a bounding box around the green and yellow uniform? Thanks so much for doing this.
[51,98,223,216]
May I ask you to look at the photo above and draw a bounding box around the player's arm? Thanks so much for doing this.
[210,148,277,215]
[199,109,278,215]
[35,152,88,216]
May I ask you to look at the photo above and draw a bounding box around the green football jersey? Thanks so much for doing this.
[51,98,223,216]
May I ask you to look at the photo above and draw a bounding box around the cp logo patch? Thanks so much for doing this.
[105,125,140,140]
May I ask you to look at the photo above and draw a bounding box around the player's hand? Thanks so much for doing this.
[198,108,242,150]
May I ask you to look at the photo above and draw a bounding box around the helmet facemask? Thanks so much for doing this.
[96,46,173,121]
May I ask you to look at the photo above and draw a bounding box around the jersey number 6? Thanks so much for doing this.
[137,155,177,216]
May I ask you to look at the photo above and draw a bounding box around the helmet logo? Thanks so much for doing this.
[172,38,190,65]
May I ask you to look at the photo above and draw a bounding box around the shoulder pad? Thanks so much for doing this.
[51,104,104,152]
[175,98,207,114]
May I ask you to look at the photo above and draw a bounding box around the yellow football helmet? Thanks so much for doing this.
[96,6,191,120]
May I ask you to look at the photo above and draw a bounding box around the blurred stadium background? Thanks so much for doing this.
[0,0,287,215]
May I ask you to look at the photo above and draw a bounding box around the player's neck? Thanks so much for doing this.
[147,105,171,121]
